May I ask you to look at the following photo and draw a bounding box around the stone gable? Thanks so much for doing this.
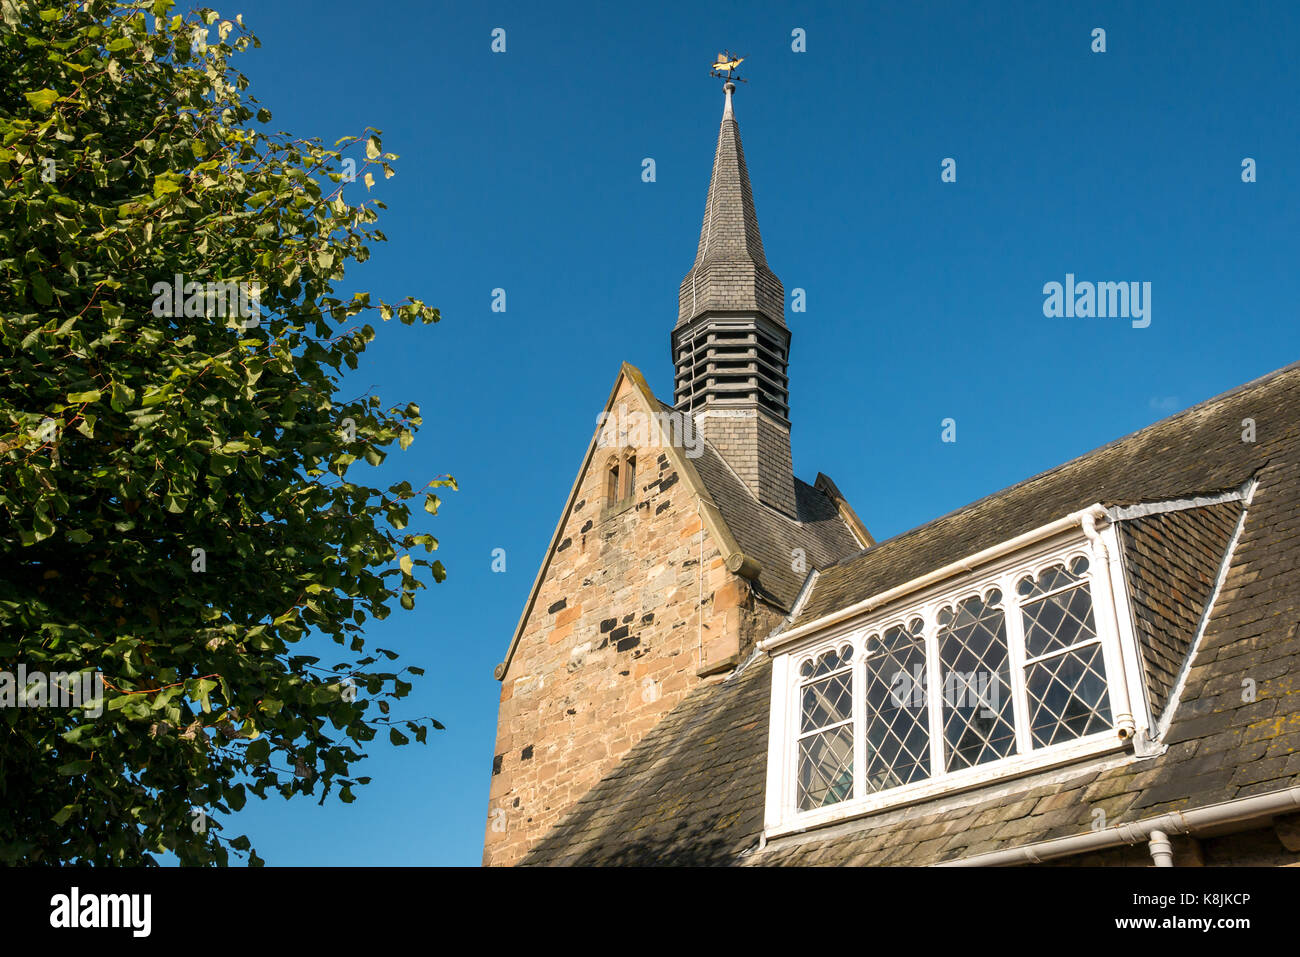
[483,372,783,866]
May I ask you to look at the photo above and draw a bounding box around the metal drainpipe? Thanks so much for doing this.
[1148,829,1174,867]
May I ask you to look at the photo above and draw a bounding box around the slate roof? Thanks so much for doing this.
[523,650,772,866]
[677,87,784,326]
[1119,501,1244,716]
[521,360,1300,866]
[688,430,863,609]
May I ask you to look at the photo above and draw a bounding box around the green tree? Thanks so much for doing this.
[0,0,451,864]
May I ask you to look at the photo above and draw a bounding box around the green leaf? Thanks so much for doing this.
[25,89,59,112]
[109,381,135,411]
[30,273,53,306]
[66,390,101,404]
[246,738,270,765]
[152,175,182,197]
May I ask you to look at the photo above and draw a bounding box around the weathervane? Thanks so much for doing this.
[709,50,747,84]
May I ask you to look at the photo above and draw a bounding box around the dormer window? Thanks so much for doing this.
[764,510,1151,836]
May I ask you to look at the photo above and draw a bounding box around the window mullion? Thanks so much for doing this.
[852,641,866,802]
[1002,572,1033,756]
[788,660,800,822]
[924,604,945,779]
[1086,551,1132,737]
[1102,522,1154,735]
[765,653,790,830]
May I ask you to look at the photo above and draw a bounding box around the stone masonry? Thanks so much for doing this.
[482,375,785,867]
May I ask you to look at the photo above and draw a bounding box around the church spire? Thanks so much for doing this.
[673,78,797,518]
[676,81,785,328]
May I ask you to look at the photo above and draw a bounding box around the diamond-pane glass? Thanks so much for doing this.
[938,595,1016,771]
[863,625,930,792]
[808,647,847,679]
[1017,560,1086,599]
[797,724,854,810]
[1021,582,1098,659]
[800,670,852,734]
[1026,643,1111,747]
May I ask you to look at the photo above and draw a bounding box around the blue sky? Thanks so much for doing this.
[220,0,1300,865]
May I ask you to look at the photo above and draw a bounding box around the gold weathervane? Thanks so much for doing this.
[709,51,747,83]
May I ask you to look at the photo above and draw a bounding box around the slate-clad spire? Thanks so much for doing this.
[677,83,785,327]
[673,81,797,519]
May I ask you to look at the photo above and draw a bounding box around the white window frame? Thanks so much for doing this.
[764,520,1149,838]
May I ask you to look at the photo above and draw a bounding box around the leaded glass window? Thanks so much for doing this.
[863,619,930,791]
[1018,557,1112,747]
[777,537,1135,828]
[796,645,854,810]
[938,591,1015,771]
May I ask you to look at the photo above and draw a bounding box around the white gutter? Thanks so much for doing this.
[760,504,1110,654]
[938,785,1300,866]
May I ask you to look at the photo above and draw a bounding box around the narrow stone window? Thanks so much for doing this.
[605,459,620,505]
[623,454,637,501]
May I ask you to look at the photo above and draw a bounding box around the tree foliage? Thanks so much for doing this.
[0,0,451,864]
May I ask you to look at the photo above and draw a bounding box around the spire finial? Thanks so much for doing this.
[709,50,747,114]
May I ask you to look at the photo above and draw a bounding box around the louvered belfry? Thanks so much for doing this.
[674,82,796,517]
